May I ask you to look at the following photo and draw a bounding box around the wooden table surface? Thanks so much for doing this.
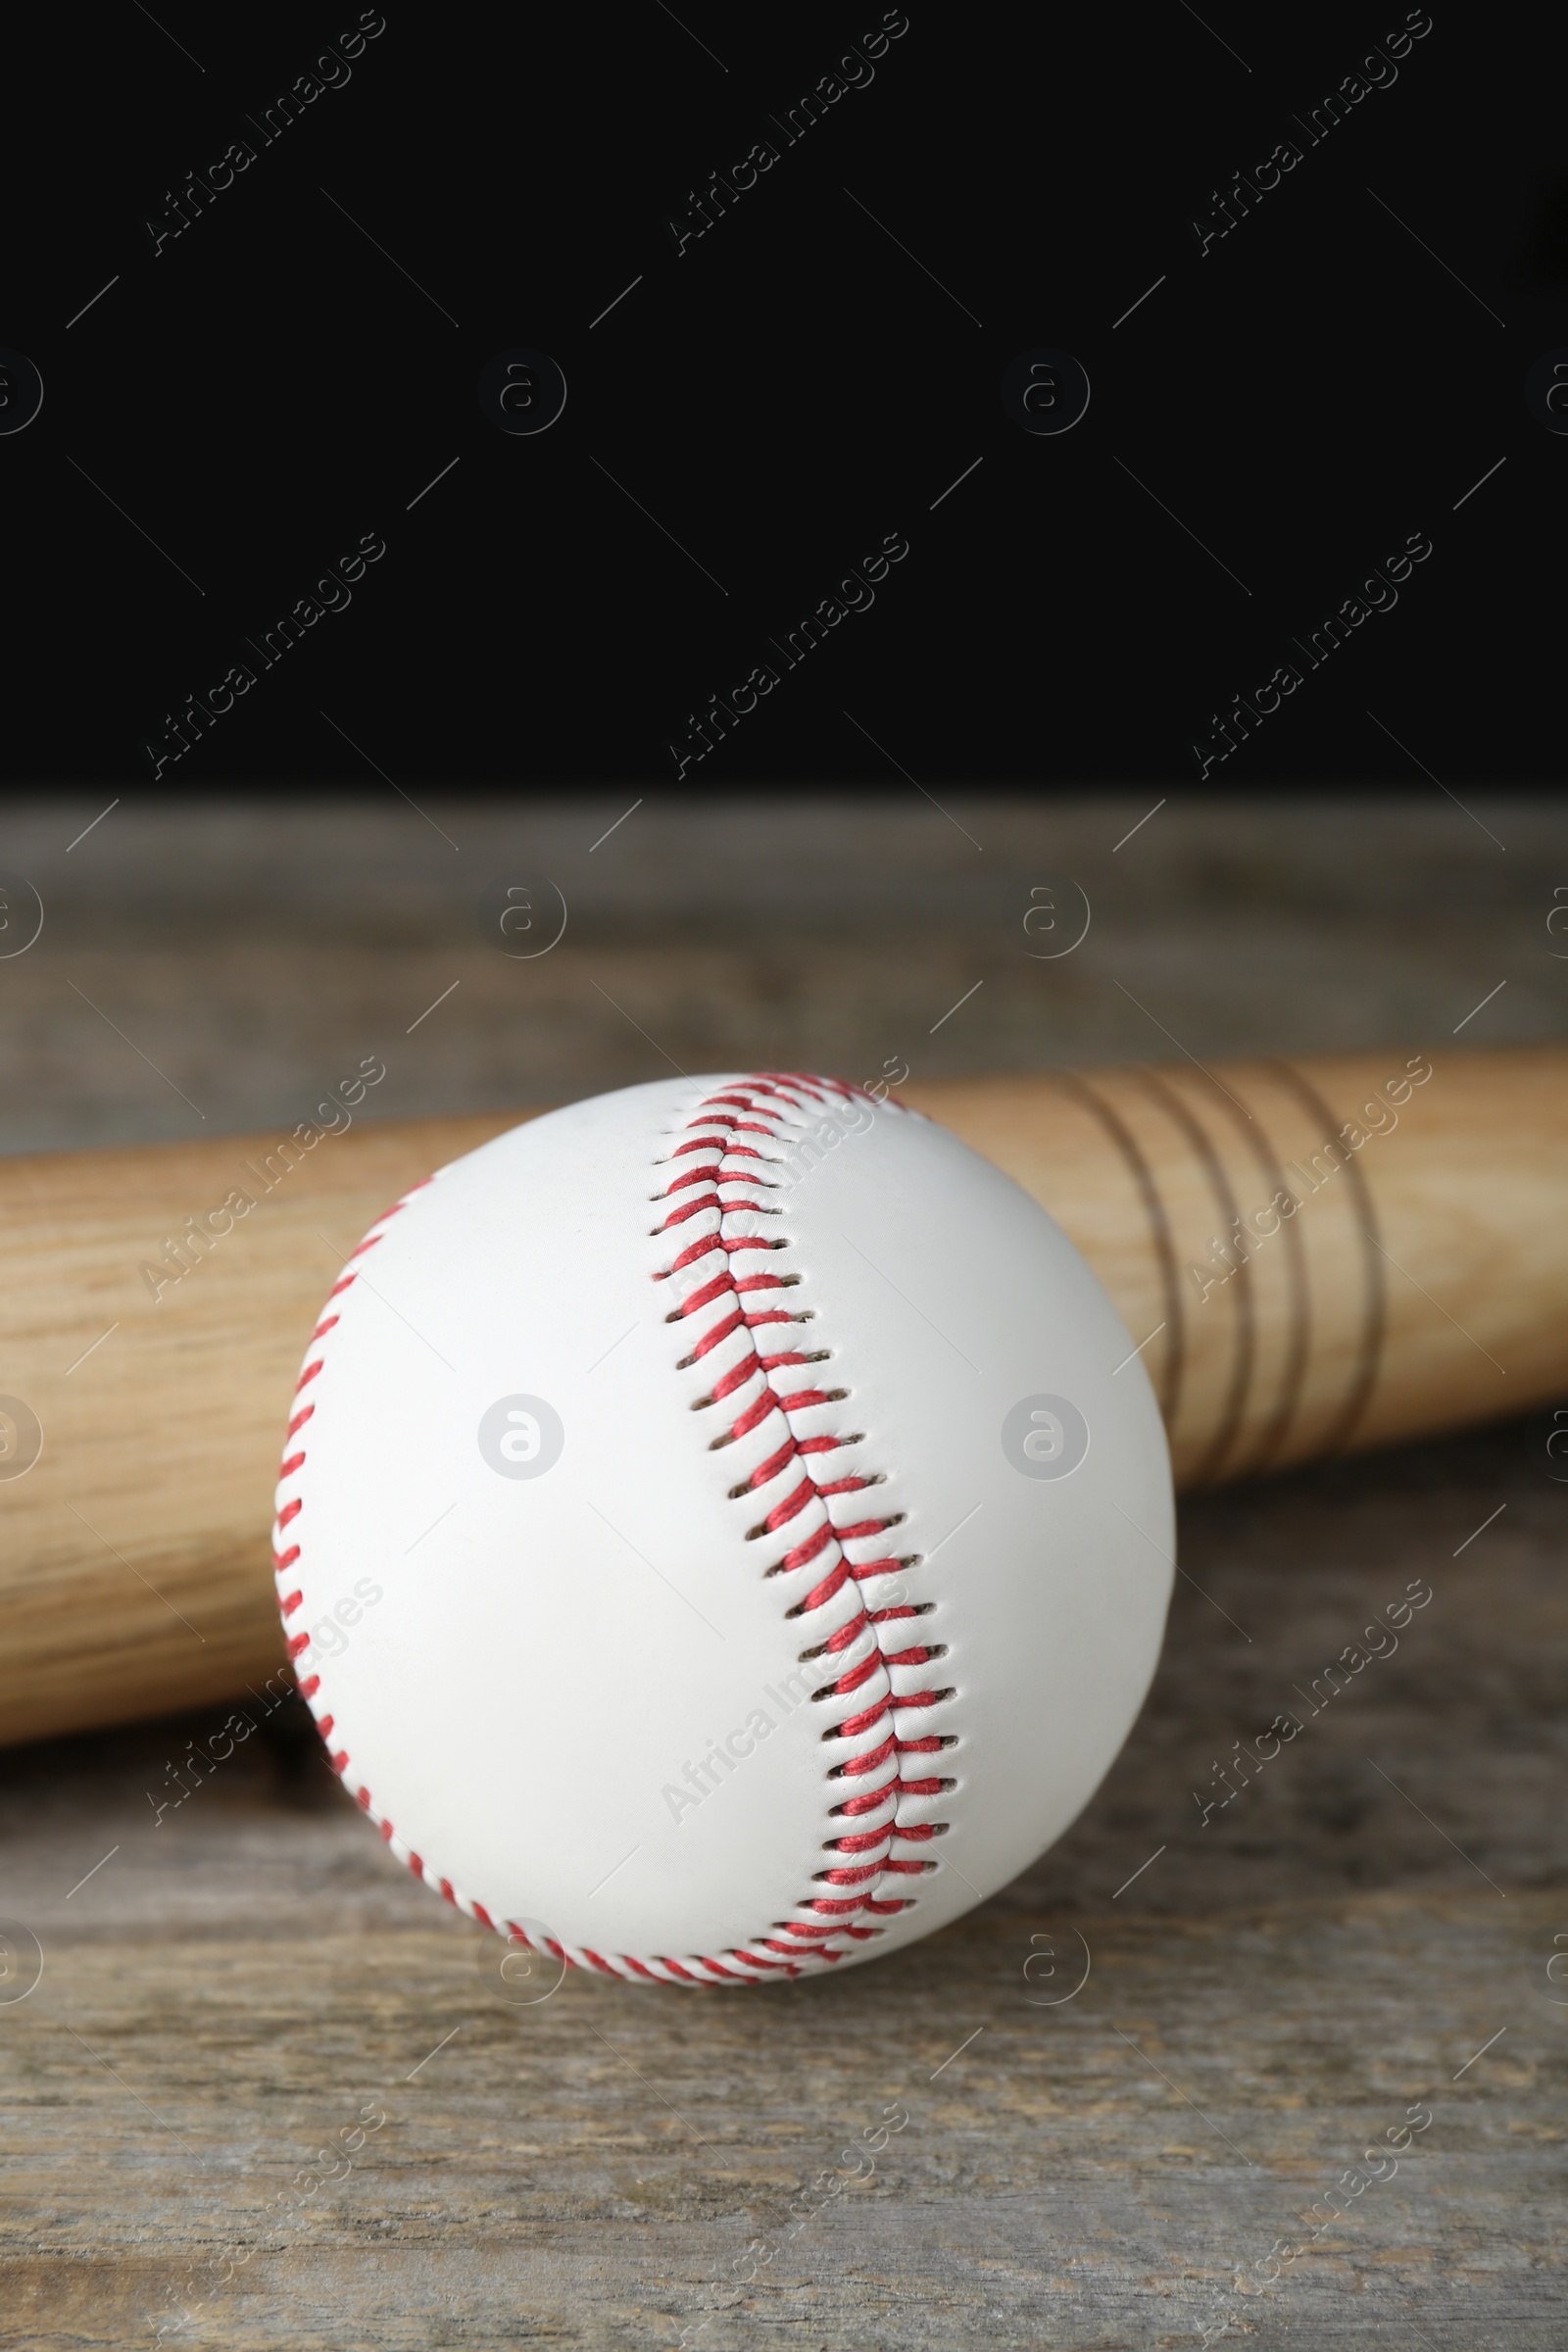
[2,794,1564,2350]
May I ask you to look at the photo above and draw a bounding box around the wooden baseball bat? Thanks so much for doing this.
[2,1045,1561,1748]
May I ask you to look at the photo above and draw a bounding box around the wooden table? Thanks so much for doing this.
[2,795,1563,2348]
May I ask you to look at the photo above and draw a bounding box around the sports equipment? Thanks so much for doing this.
[3,1043,1563,1760]
[274,1072,1172,1983]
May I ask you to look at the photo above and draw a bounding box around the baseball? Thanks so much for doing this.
[274,1071,1173,1984]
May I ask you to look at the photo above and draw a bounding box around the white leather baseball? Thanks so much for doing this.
[274,1072,1173,1984]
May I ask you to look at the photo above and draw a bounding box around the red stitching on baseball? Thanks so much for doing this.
[638,1073,955,1976]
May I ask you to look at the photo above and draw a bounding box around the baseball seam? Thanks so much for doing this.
[272,1073,956,1985]
[650,1073,956,1978]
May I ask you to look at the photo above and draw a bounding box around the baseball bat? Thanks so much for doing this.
[2,1044,1561,1748]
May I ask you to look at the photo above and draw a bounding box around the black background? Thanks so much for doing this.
[5,2,1565,798]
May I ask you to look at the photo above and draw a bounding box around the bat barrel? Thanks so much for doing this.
[906,1045,1567,1490]
[1,1045,1561,1747]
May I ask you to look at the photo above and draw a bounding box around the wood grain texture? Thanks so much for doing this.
[6,795,1564,1161]
[0,797,1563,2352]
[2,1047,1564,1747]
[2,1420,1561,2349]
